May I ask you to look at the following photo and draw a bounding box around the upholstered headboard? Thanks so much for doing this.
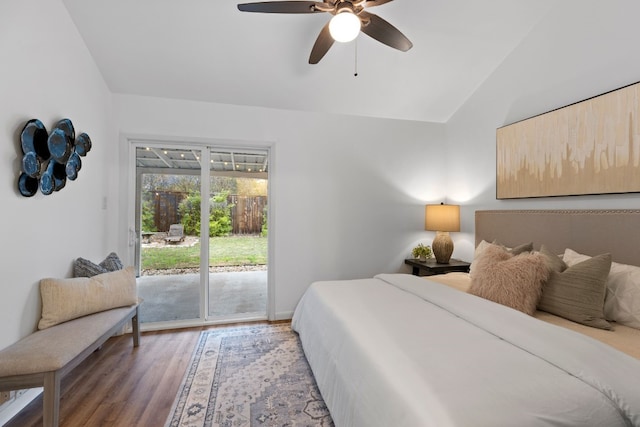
[475,210,640,266]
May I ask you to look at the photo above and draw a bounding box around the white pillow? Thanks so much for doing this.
[39,267,137,330]
[563,248,640,329]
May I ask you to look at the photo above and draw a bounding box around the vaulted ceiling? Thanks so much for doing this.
[62,0,554,122]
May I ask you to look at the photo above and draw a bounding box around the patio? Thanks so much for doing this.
[137,269,267,323]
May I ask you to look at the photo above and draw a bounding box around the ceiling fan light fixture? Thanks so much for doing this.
[237,0,413,64]
[329,11,361,43]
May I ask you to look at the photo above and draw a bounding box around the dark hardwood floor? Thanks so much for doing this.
[5,322,277,427]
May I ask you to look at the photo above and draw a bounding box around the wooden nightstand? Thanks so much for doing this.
[404,258,470,276]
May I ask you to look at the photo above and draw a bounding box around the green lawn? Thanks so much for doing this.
[141,235,267,270]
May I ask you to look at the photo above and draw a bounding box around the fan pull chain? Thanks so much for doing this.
[354,38,358,77]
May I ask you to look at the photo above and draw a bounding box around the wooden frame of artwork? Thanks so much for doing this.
[496,81,640,199]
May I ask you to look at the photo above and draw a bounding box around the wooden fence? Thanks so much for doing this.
[153,191,184,232]
[228,195,266,234]
[150,192,266,234]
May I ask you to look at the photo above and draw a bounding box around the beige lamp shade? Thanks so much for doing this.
[425,204,460,264]
[425,204,460,232]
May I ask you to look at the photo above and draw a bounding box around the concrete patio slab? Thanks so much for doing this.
[137,271,267,323]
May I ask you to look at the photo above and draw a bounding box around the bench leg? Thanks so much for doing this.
[132,306,141,347]
[43,372,61,427]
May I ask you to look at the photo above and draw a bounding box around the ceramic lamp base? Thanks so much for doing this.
[432,231,453,264]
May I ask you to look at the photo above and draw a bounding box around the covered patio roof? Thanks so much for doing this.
[135,146,268,178]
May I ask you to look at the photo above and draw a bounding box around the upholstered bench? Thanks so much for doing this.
[0,267,140,427]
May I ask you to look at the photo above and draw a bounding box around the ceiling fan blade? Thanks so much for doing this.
[364,0,394,8]
[359,10,412,51]
[237,1,325,13]
[309,22,334,64]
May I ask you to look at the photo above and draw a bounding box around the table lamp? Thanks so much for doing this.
[425,203,460,264]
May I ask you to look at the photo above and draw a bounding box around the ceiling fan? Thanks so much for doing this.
[237,0,413,64]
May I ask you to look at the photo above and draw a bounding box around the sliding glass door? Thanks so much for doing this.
[133,143,269,328]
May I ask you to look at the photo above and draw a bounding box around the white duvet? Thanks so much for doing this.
[291,273,640,427]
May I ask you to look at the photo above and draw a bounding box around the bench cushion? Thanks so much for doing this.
[39,267,137,330]
[0,305,137,377]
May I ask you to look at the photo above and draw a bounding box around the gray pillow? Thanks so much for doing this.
[539,245,566,273]
[508,242,534,256]
[538,252,612,330]
[73,258,107,278]
[100,252,124,272]
[74,253,124,278]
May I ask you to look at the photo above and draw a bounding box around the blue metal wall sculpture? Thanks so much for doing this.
[18,118,92,197]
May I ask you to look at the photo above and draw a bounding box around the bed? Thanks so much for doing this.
[291,209,640,427]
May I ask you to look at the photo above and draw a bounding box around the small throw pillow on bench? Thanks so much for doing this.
[74,252,124,277]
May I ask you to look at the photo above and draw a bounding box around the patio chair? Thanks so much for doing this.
[164,224,185,244]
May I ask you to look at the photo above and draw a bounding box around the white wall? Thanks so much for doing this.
[0,0,115,349]
[114,95,447,318]
[446,0,640,262]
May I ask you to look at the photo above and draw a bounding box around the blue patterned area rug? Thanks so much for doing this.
[165,323,334,427]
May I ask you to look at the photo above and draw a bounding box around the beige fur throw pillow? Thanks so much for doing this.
[469,244,549,315]
[39,266,137,330]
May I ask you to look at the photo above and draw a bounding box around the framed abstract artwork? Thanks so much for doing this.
[496,81,640,199]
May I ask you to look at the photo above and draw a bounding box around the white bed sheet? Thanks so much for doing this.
[430,272,640,359]
[292,273,640,427]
